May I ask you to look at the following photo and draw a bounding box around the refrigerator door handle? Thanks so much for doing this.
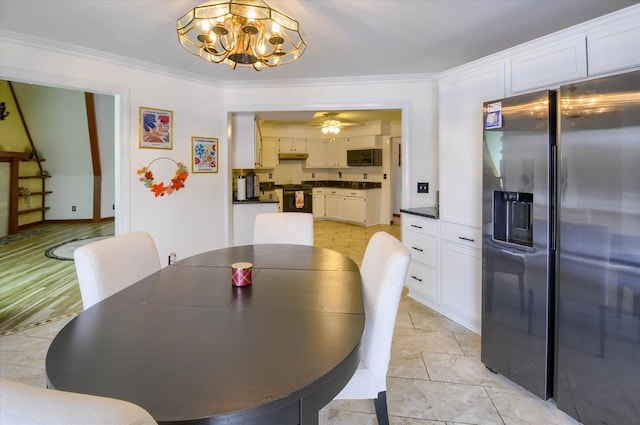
[551,144,557,252]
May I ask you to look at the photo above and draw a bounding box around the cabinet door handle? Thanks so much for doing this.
[458,236,475,242]
[410,224,423,229]
[410,275,423,282]
[411,246,424,252]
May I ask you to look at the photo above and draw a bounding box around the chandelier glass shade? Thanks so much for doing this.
[177,0,306,71]
[321,120,341,135]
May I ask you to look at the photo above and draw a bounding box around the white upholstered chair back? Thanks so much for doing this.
[74,231,161,310]
[253,212,314,246]
[335,231,410,424]
[0,378,158,425]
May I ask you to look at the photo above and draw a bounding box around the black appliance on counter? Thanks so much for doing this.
[482,70,640,425]
[282,184,313,213]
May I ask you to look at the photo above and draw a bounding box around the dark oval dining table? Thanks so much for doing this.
[45,244,365,425]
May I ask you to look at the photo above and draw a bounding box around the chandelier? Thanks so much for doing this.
[321,120,341,135]
[177,0,307,71]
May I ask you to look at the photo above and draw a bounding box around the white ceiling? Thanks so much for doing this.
[1,0,637,86]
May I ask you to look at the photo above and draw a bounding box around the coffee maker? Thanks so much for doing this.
[246,171,260,199]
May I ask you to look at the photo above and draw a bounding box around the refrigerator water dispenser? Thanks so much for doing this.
[492,191,533,247]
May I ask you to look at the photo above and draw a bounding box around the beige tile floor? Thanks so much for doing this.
[0,220,582,425]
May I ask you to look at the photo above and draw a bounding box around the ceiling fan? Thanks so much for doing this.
[308,112,363,135]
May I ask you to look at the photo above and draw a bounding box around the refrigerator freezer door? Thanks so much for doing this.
[556,70,640,425]
[481,90,555,400]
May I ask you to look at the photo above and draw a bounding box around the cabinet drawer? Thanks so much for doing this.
[326,188,343,196]
[402,214,437,236]
[440,221,481,249]
[312,188,325,195]
[403,230,437,267]
[343,189,365,198]
[405,261,437,300]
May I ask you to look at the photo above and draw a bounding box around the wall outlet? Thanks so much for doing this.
[269,173,272,179]
[364,173,367,179]
[312,172,315,178]
[71,205,76,212]
[417,182,429,193]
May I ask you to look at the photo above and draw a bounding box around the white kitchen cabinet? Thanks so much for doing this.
[231,112,258,169]
[305,139,327,168]
[510,37,587,93]
[326,138,348,168]
[279,138,307,153]
[257,137,278,169]
[438,62,505,228]
[348,135,383,149]
[401,213,438,301]
[587,16,640,76]
[344,193,366,223]
[312,188,325,218]
[438,221,482,333]
[325,189,344,220]
[275,187,283,212]
[343,188,380,225]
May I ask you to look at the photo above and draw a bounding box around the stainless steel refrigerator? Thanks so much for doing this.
[556,70,640,425]
[481,90,556,400]
[481,70,640,425]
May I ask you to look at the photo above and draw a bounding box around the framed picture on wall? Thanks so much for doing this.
[139,107,173,149]
[192,136,218,173]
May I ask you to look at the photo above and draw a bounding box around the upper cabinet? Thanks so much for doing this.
[278,138,307,153]
[257,137,278,169]
[231,112,259,169]
[305,139,327,168]
[326,137,348,168]
[510,37,587,93]
[587,15,640,76]
[348,135,383,149]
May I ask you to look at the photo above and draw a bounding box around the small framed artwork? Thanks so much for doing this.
[139,107,173,149]
[192,136,218,173]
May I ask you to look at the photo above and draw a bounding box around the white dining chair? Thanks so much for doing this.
[334,231,411,425]
[253,212,314,246]
[0,378,158,425]
[74,231,161,310]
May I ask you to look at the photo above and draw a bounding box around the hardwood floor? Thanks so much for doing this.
[0,221,114,334]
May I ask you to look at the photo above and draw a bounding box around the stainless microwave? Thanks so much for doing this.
[346,148,382,166]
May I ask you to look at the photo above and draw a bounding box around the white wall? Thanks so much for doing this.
[0,35,229,263]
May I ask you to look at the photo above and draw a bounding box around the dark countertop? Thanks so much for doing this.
[400,207,439,219]
[303,180,382,189]
[233,190,279,204]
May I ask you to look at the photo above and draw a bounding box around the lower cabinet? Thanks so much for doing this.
[344,195,365,223]
[321,188,380,225]
[401,213,482,334]
[312,188,325,218]
[325,190,344,220]
[402,213,438,301]
[438,221,482,333]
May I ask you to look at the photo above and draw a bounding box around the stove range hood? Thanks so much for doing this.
[278,152,309,160]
